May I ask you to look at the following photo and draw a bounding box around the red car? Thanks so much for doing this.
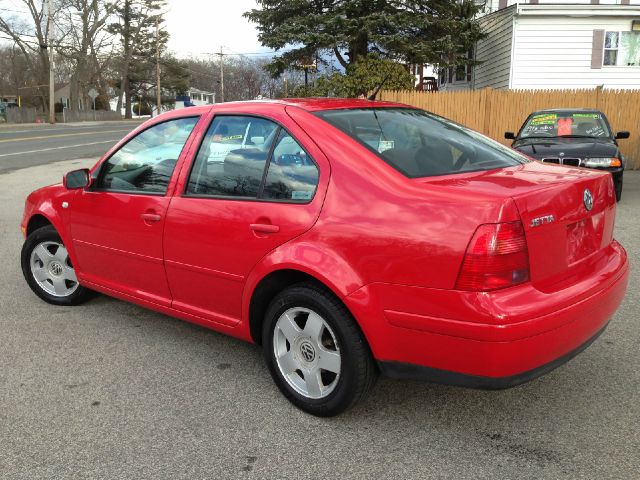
[20,99,629,416]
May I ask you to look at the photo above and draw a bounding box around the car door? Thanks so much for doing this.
[67,115,201,307]
[163,110,329,326]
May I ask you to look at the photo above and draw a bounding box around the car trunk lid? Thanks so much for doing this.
[420,161,616,286]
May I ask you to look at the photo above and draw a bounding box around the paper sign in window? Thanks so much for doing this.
[558,118,573,136]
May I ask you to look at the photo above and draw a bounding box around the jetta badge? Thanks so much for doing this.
[530,215,555,228]
[583,188,594,211]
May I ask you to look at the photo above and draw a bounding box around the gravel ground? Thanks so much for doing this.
[0,159,638,479]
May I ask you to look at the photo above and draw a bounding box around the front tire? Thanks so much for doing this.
[614,175,623,202]
[21,225,92,305]
[262,283,377,417]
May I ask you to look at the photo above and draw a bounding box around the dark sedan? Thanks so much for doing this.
[505,109,629,201]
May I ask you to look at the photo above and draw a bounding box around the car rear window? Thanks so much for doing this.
[315,108,528,178]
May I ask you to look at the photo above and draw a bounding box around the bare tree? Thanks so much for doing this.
[0,0,53,110]
[55,0,115,111]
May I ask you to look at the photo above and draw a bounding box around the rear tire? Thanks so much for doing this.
[262,282,377,417]
[21,225,92,306]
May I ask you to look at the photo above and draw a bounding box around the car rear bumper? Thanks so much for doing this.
[377,323,608,389]
[346,240,629,382]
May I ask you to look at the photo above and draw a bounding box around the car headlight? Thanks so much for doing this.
[582,157,622,168]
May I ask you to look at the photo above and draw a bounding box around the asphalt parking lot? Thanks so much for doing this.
[1,159,638,479]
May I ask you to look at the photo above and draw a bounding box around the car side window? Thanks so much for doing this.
[97,117,199,194]
[185,116,279,198]
[261,130,319,202]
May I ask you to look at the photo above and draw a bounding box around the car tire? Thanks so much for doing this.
[21,225,93,306]
[262,282,377,417]
[614,176,623,202]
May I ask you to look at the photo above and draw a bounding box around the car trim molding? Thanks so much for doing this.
[74,239,164,264]
[164,259,244,283]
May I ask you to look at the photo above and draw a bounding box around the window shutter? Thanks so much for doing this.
[591,30,605,69]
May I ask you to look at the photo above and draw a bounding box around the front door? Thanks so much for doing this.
[163,112,327,326]
[68,116,200,306]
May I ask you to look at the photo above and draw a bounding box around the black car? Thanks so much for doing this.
[505,109,629,201]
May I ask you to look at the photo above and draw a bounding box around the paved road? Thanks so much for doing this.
[0,160,638,479]
[0,122,142,174]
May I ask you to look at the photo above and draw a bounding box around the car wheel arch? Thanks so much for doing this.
[246,267,368,347]
[24,209,80,274]
[26,214,53,236]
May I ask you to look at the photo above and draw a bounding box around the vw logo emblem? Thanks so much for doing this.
[559,152,565,157]
[49,262,63,276]
[583,188,593,211]
[299,341,316,363]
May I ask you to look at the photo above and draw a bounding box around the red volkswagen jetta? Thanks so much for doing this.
[20,99,629,416]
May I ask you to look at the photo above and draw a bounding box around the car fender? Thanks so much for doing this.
[23,186,81,271]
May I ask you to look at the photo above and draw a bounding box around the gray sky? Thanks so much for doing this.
[164,0,268,58]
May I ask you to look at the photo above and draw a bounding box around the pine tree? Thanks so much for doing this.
[245,0,484,76]
[109,0,167,118]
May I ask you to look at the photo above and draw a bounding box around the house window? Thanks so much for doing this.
[604,31,640,66]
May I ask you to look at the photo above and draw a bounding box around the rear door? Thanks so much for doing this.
[163,108,329,326]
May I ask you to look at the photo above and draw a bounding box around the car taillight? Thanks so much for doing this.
[456,221,530,291]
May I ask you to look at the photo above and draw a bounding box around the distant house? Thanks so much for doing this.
[437,0,640,91]
[175,88,216,109]
[0,93,19,103]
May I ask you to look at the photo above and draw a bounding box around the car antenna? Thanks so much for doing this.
[367,74,391,101]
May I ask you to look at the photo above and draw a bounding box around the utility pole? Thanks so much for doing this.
[47,0,55,124]
[155,17,161,116]
[217,46,224,103]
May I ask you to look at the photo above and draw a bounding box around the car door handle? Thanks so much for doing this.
[141,213,162,223]
[250,223,280,234]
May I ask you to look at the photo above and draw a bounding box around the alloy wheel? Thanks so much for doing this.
[29,241,79,297]
[273,307,342,399]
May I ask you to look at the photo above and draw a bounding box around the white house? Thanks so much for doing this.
[174,88,216,109]
[437,0,640,90]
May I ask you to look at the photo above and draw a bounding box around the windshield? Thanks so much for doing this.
[519,111,611,139]
[315,108,528,178]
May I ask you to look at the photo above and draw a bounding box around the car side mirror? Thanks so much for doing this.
[504,132,516,140]
[63,168,91,190]
[615,131,630,139]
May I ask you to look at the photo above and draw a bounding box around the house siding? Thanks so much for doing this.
[511,15,640,89]
[473,7,516,89]
[485,0,640,13]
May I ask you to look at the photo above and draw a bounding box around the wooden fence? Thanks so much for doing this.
[378,88,640,169]
[2,108,121,124]
[4,107,42,123]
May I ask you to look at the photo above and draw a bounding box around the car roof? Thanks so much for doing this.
[172,98,409,116]
[530,108,604,114]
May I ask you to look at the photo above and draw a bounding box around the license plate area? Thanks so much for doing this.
[566,214,604,265]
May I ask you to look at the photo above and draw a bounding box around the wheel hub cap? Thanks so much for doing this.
[273,307,342,400]
[29,241,79,297]
[48,261,64,277]
[298,340,316,363]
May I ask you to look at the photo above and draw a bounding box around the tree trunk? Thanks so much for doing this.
[348,31,369,65]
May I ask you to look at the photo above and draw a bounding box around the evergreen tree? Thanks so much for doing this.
[109,0,167,118]
[245,0,484,76]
